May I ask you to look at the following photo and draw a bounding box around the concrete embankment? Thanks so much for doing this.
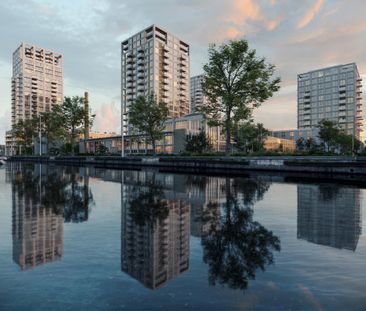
[8,155,366,175]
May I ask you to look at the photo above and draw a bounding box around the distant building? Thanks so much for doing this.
[297,184,362,251]
[121,25,190,136]
[6,43,64,155]
[190,74,207,112]
[271,128,320,144]
[298,63,362,137]
[0,144,5,156]
[264,136,296,152]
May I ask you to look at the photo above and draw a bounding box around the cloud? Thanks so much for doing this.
[297,0,325,29]
[0,110,11,144]
[93,102,120,134]
[224,0,262,25]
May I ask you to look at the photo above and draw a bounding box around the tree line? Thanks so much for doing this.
[13,96,94,155]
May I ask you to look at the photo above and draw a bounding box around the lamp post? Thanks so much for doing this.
[39,114,42,156]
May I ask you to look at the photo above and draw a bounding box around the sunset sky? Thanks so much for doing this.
[0,0,365,144]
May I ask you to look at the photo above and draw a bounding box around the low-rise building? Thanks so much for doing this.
[271,128,320,144]
[264,136,296,152]
[80,113,225,155]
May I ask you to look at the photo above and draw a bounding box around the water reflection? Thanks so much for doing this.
[297,184,362,251]
[202,178,280,290]
[7,163,94,270]
[121,171,190,289]
[121,172,280,291]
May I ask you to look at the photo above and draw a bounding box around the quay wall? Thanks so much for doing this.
[8,156,366,175]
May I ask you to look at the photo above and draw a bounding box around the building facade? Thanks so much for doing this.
[121,25,190,136]
[271,128,320,144]
[298,63,362,137]
[80,113,225,155]
[190,74,207,112]
[6,43,64,155]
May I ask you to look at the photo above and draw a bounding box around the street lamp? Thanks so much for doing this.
[39,114,42,156]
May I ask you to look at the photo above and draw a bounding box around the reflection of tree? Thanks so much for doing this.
[11,164,94,223]
[202,178,280,291]
[63,169,94,223]
[232,178,271,207]
[129,177,169,226]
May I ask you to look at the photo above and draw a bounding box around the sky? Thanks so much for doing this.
[0,0,366,144]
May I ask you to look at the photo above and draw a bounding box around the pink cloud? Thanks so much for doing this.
[297,0,325,29]
[93,102,120,134]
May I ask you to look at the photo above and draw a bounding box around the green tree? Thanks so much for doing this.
[185,131,212,154]
[40,105,66,153]
[129,95,169,155]
[63,96,94,155]
[233,122,269,153]
[318,119,340,152]
[12,118,38,154]
[199,40,280,155]
[296,137,305,152]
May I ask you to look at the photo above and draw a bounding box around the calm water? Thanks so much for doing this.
[0,163,365,311]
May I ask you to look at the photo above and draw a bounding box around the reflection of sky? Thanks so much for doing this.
[0,169,365,310]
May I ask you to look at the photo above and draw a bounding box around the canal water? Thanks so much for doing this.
[0,163,365,310]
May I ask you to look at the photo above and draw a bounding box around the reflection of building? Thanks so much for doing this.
[297,184,362,251]
[188,176,225,238]
[11,165,64,270]
[121,171,190,289]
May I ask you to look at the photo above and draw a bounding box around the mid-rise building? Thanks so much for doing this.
[121,25,190,135]
[6,43,64,155]
[297,63,362,137]
[190,74,207,112]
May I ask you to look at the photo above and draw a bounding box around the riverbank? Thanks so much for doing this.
[8,155,366,175]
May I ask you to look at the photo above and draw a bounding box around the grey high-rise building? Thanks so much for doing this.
[121,25,190,135]
[297,63,362,137]
[190,74,207,112]
[7,43,63,155]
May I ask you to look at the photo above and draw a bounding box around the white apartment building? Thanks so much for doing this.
[298,63,362,137]
[7,43,63,155]
[121,25,190,135]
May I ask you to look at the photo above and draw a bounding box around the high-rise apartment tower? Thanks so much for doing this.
[11,43,63,126]
[121,25,190,135]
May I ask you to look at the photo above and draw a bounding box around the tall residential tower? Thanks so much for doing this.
[297,63,362,137]
[11,43,64,126]
[121,25,190,135]
[7,43,63,155]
